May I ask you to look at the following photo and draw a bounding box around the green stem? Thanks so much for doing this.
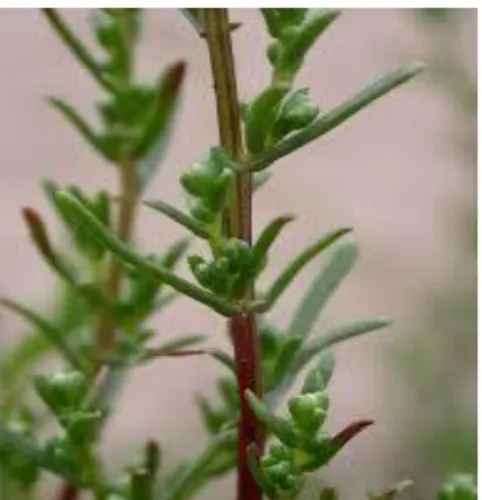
[202,9,263,500]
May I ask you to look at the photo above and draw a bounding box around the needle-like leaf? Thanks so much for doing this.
[0,298,89,373]
[145,200,210,239]
[246,62,425,172]
[288,241,358,339]
[48,98,112,162]
[42,9,115,92]
[257,228,352,312]
[54,191,239,317]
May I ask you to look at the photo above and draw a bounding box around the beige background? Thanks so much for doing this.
[0,9,476,499]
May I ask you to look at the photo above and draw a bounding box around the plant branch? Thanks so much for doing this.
[202,9,262,500]
[95,158,138,354]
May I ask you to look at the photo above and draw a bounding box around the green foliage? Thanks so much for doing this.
[0,8,450,500]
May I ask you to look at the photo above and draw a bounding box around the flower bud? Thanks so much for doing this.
[43,434,80,477]
[60,410,102,445]
[288,391,329,435]
[34,371,88,415]
[272,89,319,141]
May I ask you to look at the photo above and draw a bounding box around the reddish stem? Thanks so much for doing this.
[58,484,79,500]
[202,10,263,500]
[231,314,263,499]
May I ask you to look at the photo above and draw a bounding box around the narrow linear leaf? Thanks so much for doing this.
[181,9,205,36]
[247,443,271,492]
[207,349,236,373]
[288,241,358,340]
[161,430,236,500]
[160,238,191,270]
[267,336,303,391]
[42,9,114,92]
[253,171,272,192]
[22,207,75,283]
[245,390,297,446]
[330,419,374,456]
[245,85,289,154]
[247,62,425,172]
[49,98,112,162]
[251,214,295,275]
[54,192,239,317]
[288,9,341,62]
[0,298,88,372]
[293,317,392,374]
[259,228,352,312]
[136,61,186,190]
[144,334,205,359]
[301,351,335,394]
[145,200,210,239]
[0,421,80,484]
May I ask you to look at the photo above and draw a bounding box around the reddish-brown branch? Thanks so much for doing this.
[231,314,263,499]
[58,484,79,500]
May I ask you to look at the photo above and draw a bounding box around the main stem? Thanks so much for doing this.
[202,9,263,500]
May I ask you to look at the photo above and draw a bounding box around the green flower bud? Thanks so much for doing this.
[220,238,252,274]
[297,430,332,470]
[288,391,329,434]
[94,13,123,51]
[272,89,319,141]
[0,408,39,489]
[188,255,210,288]
[43,434,81,478]
[189,199,217,224]
[439,474,477,500]
[60,410,102,445]
[34,371,88,415]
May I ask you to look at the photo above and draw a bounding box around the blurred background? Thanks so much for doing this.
[0,8,476,500]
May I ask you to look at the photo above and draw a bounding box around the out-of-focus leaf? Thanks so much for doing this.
[257,228,351,312]
[288,242,357,339]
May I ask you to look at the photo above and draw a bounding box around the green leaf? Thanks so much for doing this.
[48,98,113,162]
[160,430,236,500]
[53,191,239,317]
[245,390,297,447]
[288,241,358,340]
[246,62,425,172]
[257,228,352,312]
[247,443,271,492]
[42,9,114,92]
[244,85,290,154]
[0,298,88,373]
[301,351,334,394]
[267,336,303,391]
[181,9,205,36]
[144,334,205,360]
[135,61,186,190]
[145,200,210,239]
[293,317,392,374]
[207,349,236,374]
[0,421,81,484]
[283,9,341,73]
[0,283,89,409]
[329,419,373,458]
[251,214,295,276]
[21,207,76,283]
[160,238,190,270]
